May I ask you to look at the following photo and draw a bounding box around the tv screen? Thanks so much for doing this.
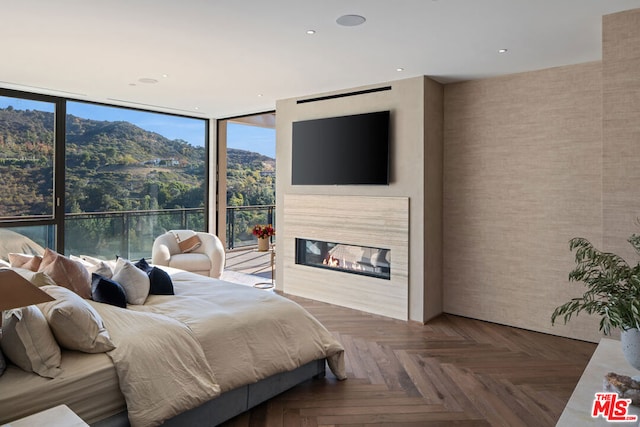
[291,111,390,185]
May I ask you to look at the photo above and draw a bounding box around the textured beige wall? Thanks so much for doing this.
[443,62,604,342]
[424,78,444,319]
[275,76,443,322]
[603,9,640,265]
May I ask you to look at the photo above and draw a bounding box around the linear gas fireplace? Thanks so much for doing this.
[295,238,390,280]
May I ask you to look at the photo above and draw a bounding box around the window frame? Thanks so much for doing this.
[0,88,210,256]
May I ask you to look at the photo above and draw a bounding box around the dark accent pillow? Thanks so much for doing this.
[134,257,152,273]
[91,273,127,308]
[148,267,174,295]
[134,258,174,295]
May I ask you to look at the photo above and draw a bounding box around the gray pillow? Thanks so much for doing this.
[1,306,62,378]
[112,258,150,305]
[39,285,115,353]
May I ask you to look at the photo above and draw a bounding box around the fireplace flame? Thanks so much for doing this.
[323,255,340,267]
[323,254,366,272]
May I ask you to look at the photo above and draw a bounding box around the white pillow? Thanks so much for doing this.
[112,258,150,305]
[39,285,115,353]
[70,255,114,279]
[1,306,62,378]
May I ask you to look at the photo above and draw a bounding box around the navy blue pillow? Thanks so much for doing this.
[91,273,127,308]
[148,267,174,295]
[134,258,174,295]
[134,257,152,273]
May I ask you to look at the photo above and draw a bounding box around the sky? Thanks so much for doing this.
[227,122,275,159]
[67,102,208,148]
[0,95,276,158]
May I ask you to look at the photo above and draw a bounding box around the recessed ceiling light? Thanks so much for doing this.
[306,30,316,35]
[336,14,366,27]
[258,94,264,97]
[498,48,508,53]
[396,67,405,72]
[161,74,169,78]
[138,78,159,84]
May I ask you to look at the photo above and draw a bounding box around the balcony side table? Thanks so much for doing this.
[253,245,275,290]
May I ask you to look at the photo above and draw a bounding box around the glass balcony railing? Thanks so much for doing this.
[226,205,275,250]
[1,205,275,262]
[64,208,205,261]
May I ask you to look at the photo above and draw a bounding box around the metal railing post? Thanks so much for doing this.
[123,213,130,259]
[228,207,235,250]
[267,206,274,244]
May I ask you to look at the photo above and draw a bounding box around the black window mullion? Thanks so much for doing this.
[54,100,66,253]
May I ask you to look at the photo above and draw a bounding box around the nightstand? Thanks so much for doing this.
[1,405,88,427]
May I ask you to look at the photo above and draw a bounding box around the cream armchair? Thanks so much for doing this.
[151,230,225,278]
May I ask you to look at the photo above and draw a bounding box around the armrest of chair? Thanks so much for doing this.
[151,234,174,266]
[196,233,226,278]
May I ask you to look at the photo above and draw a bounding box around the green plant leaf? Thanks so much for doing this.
[552,236,640,335]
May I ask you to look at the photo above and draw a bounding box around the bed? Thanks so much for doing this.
[0,262,346,427]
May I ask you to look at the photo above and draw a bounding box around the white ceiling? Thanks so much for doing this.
[2,0,640,119]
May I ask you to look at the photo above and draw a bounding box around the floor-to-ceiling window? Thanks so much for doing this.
[0,92,61,255]
[0,89,209,261]
[64,102,208,259]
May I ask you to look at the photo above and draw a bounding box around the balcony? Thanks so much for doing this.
[64,207,206,261]
[1,205,275,284]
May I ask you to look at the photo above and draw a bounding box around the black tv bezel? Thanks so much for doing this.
[291,110,390,186]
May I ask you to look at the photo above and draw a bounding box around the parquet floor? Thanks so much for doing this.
[221,294,596,427]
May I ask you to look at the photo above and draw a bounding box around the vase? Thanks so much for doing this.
[257,237,270,252]
[621,328,640,371]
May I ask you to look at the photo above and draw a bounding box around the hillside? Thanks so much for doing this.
[0,107,275,217]
[226,148,275,207]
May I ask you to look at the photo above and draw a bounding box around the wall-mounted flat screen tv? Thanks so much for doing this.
[291,111,390,185]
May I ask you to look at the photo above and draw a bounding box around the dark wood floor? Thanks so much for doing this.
[221,294,596,427]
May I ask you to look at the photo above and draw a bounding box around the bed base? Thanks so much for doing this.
[91,358,326,427]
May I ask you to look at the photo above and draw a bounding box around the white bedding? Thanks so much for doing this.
[93,301,220,427]
[114,269,346,426]
[0,267,346,427]
[131,268,346,390]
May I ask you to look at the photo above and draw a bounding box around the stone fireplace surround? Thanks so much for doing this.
[281,194,409,320]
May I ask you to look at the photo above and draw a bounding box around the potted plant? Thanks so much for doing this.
[552,234,640,369]
[252,224,275,252]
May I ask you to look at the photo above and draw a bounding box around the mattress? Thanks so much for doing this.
[0,350,124,424]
